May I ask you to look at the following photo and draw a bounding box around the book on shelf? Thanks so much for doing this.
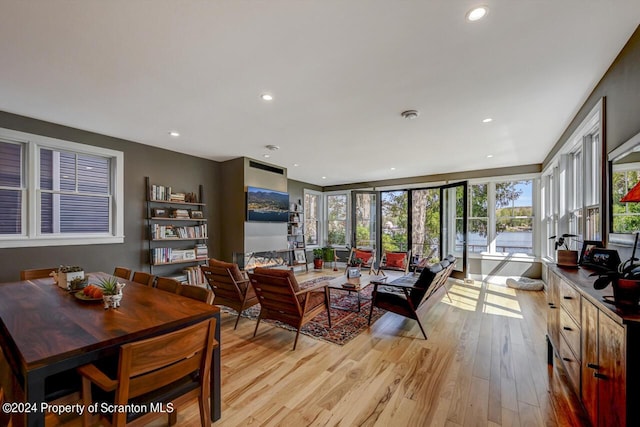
[183,265,205,285]
[150,184,173,201]
[172,209,190,219]
[195,244,208,259]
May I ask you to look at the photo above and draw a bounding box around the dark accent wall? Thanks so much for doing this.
[0,111,221,283]
[542,24,640,248]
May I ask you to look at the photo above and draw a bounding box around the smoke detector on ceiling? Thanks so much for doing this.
[265,144,280,151]
[401,110,419,120]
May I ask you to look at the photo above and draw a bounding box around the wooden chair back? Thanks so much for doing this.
[178,285,214,304]
[113,267,132,281]
[78,318,217,426]
[248,269,302,318]
[131,271,156,287]
[20,267,58,280]
[202,263,258,329]
[155,277,181,293]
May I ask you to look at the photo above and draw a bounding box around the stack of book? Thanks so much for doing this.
[150,184,172,201]
[170,192,186,202]
[183,265,205,285]
[195,244,208,259]
[172,209,190,219]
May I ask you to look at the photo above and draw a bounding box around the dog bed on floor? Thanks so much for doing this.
[506,277,544,291]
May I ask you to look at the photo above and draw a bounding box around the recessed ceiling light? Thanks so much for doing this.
[466,6,488,22]
[487,154,494,158]
[293,163,299,167]
[169,131,180,137]
[482,118,493,123]
[261,94,273,101]
[263,154,270,158]
[390,167,396,171]
[322,176,327,180]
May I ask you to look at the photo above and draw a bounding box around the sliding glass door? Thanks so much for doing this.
[411,188,440,261]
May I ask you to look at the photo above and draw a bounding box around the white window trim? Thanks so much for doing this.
[324,190,350,248]
[304,189,323,248]
[0,128,124,248]
[467,173,540,261]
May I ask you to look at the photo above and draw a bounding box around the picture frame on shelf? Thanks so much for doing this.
[152,208,169,218]
[294,249,306,264]
[190,210,204,219]
[296,242,306,248]
[578,240,604,266]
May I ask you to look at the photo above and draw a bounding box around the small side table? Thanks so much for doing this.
[328,277,371,312]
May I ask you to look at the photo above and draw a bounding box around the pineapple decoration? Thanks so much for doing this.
[98,276,126,309]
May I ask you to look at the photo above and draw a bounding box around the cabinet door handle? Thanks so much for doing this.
[587,363,600,370]
[563,296,573,300]
[549,305,557,309]
[562,357,572,362]
[563,326,572,331]
[594,373,607,379]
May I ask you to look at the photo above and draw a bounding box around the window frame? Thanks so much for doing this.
[324,191,350,248]
[0,128,124,248]
[304,189,322,248]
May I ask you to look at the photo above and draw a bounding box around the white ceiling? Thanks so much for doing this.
[1,1,639,186]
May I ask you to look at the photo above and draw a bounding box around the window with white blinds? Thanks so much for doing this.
[0,128,124,248]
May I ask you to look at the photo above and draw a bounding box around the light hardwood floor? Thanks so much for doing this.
[57,269,589,427]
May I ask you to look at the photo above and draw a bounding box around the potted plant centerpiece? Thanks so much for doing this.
[550,234,579,268]
[98,276,126,309]
[313,248,324,270]
[54,265,85,290]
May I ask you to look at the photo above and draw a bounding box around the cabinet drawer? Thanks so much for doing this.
[558,334,581,393]
[560,281,581,324]
[560,307,581,358]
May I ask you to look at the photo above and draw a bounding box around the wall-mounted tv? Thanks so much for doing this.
[246,186,289,222]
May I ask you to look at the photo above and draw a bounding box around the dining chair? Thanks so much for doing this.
[202,261,259,329]
[131,271,156,287]
[113,266,132,281]
[155,276,181,293]
[77,317,218,427]
[20,267,58,280]
[248,267,331,350]
[177,284,214,304]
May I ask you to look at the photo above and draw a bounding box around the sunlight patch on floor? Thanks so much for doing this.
[443,280,523,318]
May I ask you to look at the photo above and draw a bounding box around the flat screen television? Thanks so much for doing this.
[246,186,289,222]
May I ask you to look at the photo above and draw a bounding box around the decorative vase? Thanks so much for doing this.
[613,279,640,310]
[557,250,579,268]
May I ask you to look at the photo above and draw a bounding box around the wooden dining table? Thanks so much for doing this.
[0,272,221,427]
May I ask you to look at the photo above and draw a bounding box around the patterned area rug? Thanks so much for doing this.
[223,276,386,346]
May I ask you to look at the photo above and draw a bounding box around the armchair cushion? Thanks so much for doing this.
[385,252,407,269]
[355,249,373,265]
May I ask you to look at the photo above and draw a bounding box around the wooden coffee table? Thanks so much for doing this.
[328,276,372,312]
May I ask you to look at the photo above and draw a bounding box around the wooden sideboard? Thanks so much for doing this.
[546,264,640,427]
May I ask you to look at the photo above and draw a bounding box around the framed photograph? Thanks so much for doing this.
[190,210,204,219]
[183,249,196,260]
[578,240,604,266]
[587,248,621,271]
[347,267,361,278]
[294,249,306,264]
[152,208,169,218]
[296,241,306,248]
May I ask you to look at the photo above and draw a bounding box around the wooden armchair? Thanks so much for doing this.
[202,260,259,329]
[77,318,218,427]
[344,248,377,275]
[376,250,412,275]
[368,255,456,339]
[248,267,331,350]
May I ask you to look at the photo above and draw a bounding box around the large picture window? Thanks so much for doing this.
[495,180,533,254]
[0,128,124,247]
